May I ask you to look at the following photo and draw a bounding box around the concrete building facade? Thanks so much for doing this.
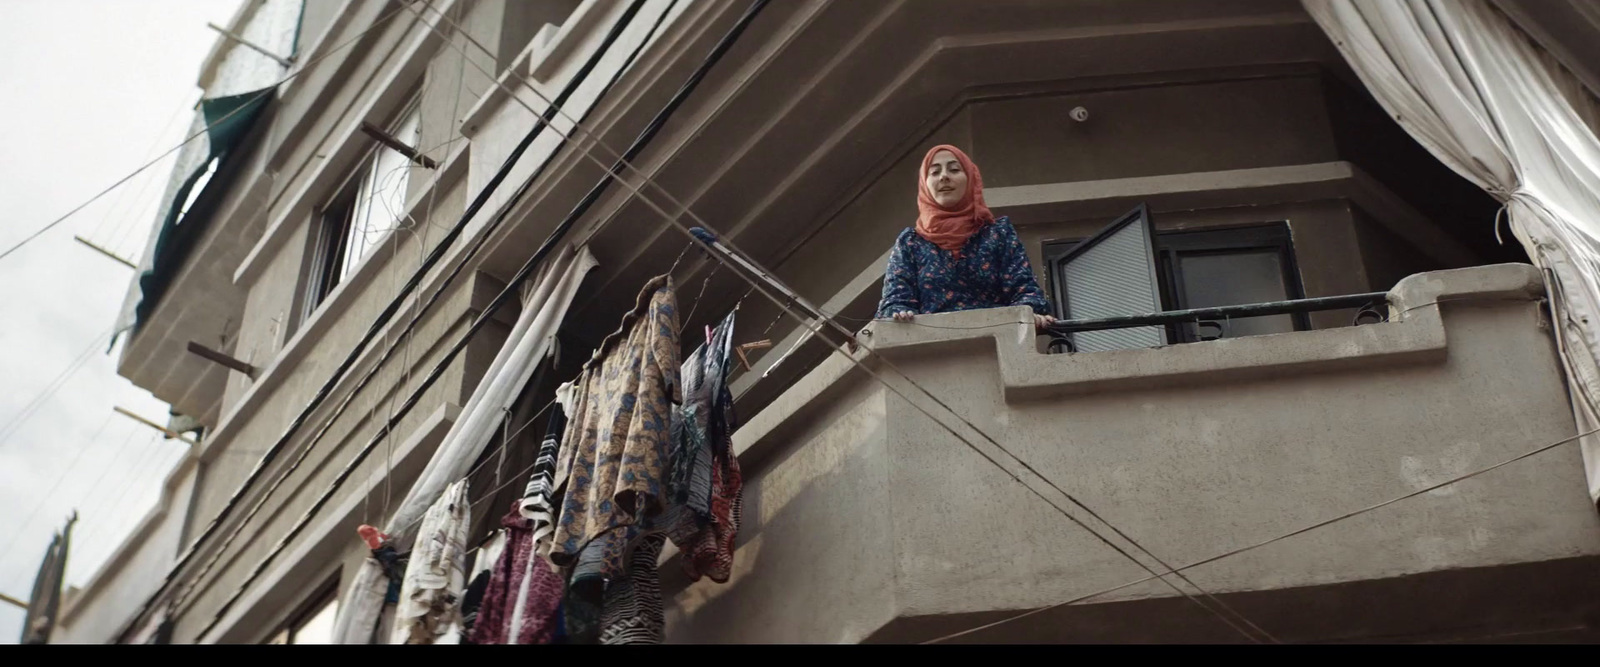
[50,0,1600,643]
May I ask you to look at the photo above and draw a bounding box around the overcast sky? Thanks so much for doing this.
[0,0,243,642]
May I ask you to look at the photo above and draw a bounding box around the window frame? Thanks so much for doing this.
[1045,204,1162,326]
[1154,223,1309,342]
[301,181,358,324]
[265,577,339,645]
[1044,204,1167,351]
[295,95,423,327]
[1044,216,1309,345]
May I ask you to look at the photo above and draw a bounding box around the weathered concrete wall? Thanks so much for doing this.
[295,0,345,59]
[165,0,534,643]
[1320,75,1510,264]
[52,459,198,644]
[661,378,900,644]
[99,0,1534,644]
[969,76,1339,188]
[666,264,1600,643]
[1352,203,1445,293]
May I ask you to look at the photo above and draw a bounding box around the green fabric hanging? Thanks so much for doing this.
[132,88,272,331]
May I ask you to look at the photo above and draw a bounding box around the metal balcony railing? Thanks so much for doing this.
[1045,292,1390,354]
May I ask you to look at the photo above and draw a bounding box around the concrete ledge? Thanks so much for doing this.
[735,264,1546,474]
[682,263,1578,644]
[869,555,1600,643]
[57,449,199,627]
[866,263,1544,401]
[532,0,622,83]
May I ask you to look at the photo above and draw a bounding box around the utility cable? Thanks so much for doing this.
[0,3,416,265]
[920,424,1600,643]
[415,1,1273,642]
[152,0,653,619]
[185,0,765,640]
[0,411,118,586]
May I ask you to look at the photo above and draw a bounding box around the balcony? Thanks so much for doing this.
[660,263,1600,643]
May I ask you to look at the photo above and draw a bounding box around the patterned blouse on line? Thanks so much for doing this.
[875,217,1051,319]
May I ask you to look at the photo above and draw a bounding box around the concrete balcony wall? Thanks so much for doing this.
[51,457,199,644]
[664,263,1600,643]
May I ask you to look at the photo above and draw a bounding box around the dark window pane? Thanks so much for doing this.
[1177,250,1294,338]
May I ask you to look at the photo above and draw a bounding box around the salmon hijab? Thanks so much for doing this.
[914,144,993,255]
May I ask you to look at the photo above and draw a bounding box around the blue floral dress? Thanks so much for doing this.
[876,217,1051,319]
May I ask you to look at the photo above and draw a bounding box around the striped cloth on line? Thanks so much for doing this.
[599,534,667,645]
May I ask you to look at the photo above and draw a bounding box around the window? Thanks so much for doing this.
[266,580,338,645]
[302,100,423,319]
[1045,205,1306,351]
[1156,224,1307,342]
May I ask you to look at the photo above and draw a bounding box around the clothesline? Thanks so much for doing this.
[412,0,1268,638]
[374,278,742,645]
[391,0,1275,642]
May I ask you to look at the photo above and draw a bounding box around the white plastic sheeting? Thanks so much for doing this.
[1305,0,1600,505]
[331,244,598,643]
[205,0,303,98]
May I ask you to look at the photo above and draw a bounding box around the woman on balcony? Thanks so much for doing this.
[876,144,1057,331]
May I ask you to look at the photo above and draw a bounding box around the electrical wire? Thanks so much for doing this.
[920,424,1600,643]
[174,0,1556,641]
[0,327,115,451]
[171,0,660,615]
[193,0,1264,642]
[414,0,1273,642]
[72,441,186,559]
[0,411,118,589]
[89,102,191,244]
[183,0,751,639]
[4,428,153,594]
[110,1,484,629]
[0,3,417,266]
[163,0,663,626]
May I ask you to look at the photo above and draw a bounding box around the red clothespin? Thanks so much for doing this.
[358,524,389,550]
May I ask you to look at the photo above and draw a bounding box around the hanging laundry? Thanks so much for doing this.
[518,381,575,548]
[661,311,744,583]
[692,458,744,583]
[357,525,408,603]
[458,530,507,644]
[591,311,743,643]
[390,479,471,645]
[666,320,721,520]
[549,275,681,639]
[332,246,598,644]
[599,533,668,644]
[470,502,564,645]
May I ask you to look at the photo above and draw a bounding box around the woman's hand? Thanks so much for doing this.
[1034,313,1057,332]
[893,310,915,323]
